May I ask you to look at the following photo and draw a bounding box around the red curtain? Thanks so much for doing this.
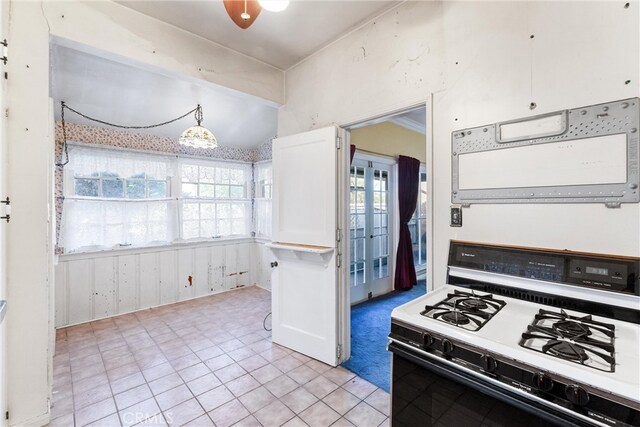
[349,144,356,164]
[394,155,421,290]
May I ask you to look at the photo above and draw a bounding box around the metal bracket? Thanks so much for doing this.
[0,197,9,205]
[1,215,9,223]
[605,202,621,209]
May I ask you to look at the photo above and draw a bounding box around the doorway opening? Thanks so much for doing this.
[341,105,428,392]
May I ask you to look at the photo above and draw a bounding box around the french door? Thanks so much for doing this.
[350,157,393,304]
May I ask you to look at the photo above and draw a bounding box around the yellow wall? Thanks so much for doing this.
[350,121,426,163]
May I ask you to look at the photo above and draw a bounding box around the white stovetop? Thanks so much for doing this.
[391,285,640,404]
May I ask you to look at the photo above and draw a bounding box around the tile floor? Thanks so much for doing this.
[50,286,390,427]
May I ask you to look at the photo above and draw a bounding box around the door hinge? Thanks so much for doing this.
[336,254,342,268]
[336,228,342,242]
[1,196,9,223]
[1,39,7,65]
[336,344,342,360]
[5,410,8,420]
[336,136,342,149]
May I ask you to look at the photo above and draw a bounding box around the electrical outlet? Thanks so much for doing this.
[450,206,462,227]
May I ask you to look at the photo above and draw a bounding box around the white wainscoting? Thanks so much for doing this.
[54,239,274,328]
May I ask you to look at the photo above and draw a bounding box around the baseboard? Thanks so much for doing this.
[10,411,50,427]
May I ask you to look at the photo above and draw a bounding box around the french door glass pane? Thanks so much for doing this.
[350,163,391,290]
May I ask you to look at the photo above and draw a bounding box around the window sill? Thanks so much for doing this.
[58,236,255,261]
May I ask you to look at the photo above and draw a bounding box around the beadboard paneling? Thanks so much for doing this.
[55,241,267,327]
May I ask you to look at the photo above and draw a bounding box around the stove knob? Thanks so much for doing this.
[442,339,454,356]
[565,385,589,406]
[532,372,554,392]
[422,332,434,349]
[480,355,498,373]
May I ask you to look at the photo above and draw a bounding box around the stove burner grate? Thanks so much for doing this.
[420,290,506,331]
[519,309,616,372]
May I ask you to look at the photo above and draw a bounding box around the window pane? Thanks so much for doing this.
[75,179,99,197]
[216,168,230,183]
[199,166,215,183]
[231,219,246,235]
[200,203,215,219]
[148,181,167,198]
[201,220,215,237]
[229,169,245,185]
[183,220,199,239]
[182,203,199,220]
[217,219,231,236]
[102,179,124,198]
[229,185,244,199]
[217,203,230,218]
[215,185,230,198]
[231,203,245,218]
[182,183,198,198]
[182,165,198,182]
[199,183,216,198]
[126,180,146,199]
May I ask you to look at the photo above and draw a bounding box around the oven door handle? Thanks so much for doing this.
[389,342,594,427]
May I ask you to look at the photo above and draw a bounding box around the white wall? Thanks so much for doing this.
[55,240,262,328]
[4,1,284,425]
[279,1,640,289]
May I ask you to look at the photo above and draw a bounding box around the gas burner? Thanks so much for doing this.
[459,299,488,310]
[420,290,506,331]
[519,309,616,372]
[441,311,471,325]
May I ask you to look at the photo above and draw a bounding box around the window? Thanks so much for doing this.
[409,168,427,270]
[60,145,176,252]
[60,146,255,253]
[253,162,272,239]
[180,161,252,239]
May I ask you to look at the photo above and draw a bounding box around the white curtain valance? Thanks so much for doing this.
[68,144,175,179]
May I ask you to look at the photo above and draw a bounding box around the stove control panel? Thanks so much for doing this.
[449,241,640,296]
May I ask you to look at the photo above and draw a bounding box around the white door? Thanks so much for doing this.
[349,158,394,304]
[270,126,341,366]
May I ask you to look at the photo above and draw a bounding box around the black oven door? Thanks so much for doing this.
[389,342,594,427]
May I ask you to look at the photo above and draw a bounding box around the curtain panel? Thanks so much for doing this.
[394,155,421,290]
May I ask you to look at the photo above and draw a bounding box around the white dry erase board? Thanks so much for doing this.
[451,98,639,207]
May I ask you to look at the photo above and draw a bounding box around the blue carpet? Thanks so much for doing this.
[342,281,427,392]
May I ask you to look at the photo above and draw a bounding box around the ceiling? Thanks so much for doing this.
[389,108,426,134]
[50,44,278,149]
[115,0,398,70]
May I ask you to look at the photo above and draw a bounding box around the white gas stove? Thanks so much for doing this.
[388,241,640,427]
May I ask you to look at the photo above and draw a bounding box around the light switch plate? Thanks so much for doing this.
[450,206,462,227]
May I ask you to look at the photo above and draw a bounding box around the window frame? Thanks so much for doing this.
[61,144,256,253]
[178,157,253,241]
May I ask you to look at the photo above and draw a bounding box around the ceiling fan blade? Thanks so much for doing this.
[223,0,262,29]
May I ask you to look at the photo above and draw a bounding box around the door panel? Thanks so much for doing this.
[349,159,393,304]
[270,126,340,366]
[272,127,337,247]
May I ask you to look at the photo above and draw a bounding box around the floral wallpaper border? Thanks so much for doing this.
[55,121,272,253]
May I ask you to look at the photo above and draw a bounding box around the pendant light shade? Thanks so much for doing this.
[179,104,218,149]
[258,0,289,12]
[179,126,218,149]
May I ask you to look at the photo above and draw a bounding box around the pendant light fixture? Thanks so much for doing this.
[179,104,218,149]
[223,0,261,29]
[56,102,219,167]
[258,0,289,12]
